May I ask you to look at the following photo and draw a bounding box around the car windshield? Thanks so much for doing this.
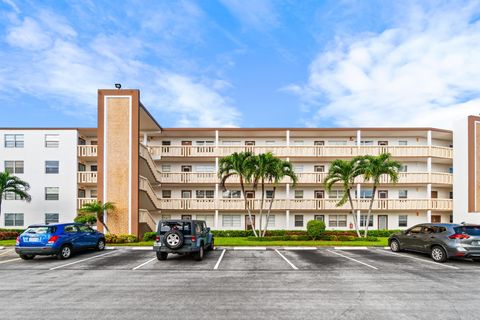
[25,226,56,234]
[159,222,191,235]
[454,226,480,236]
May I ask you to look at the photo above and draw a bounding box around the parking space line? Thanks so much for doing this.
[214,249,226,270]
[378,249,459,269]
[0,249,13,256]
[132,257,157,270]
[0,258,20,264]
[49,251,116,270]
[326,249,378,270]
[275,249,298,270]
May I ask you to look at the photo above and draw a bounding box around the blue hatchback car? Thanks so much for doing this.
[15,223,106,260]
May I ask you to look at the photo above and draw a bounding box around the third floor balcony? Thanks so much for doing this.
[78,145,98,158]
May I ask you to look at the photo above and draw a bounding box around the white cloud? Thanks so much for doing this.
[288,2,480,129]
[0,5,242,127]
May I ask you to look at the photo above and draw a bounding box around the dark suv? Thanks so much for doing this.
[153,219,214,261]
[389,223,480,262]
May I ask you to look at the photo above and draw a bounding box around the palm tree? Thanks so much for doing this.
[324,158,363,237]
[219,152,258,237]
[261,157,297,237]
[359,153,401,237]
[79,200,116,234]
[0,171,31,221]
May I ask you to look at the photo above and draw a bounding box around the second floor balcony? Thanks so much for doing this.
[78,171,97,184]
[78,145,98,158]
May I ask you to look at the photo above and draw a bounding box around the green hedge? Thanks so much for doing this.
[246,235,311,241]
[143,232,157,242]
[105,234,138,243]
[0,228,25,233]
[206,229,398,238]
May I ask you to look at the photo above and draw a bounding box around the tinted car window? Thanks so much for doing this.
[78,225,94,233]
[422,227,435,234]
[195,223,202,234]
[159,222,192,235]
[454,226,480,236]
[408,226,422,234]
[64,225,78,233]
[25,226,56,234]
[432,226,446,233]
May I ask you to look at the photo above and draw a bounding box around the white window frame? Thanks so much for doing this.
[5,213,23,226]
[45,134,60,148]
[5,160,24,174]
[222,215,241,227]
[45,161,59,174]
[45,187,59,200]
[45,213,59,224]
[398,215,408,227]
[4,134,24,148]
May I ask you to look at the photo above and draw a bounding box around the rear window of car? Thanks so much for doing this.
[25,226,56,234]
[454,226,480,236]
[159,222,192,235]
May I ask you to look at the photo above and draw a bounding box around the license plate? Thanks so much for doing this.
[25,237,40,243]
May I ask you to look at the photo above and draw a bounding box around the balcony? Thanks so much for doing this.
[157,198,452,211]
[77,197,96,209]
[77,171,97,184]
[156,172,452,185]
[147,145,453,159]
[78,145,97,158]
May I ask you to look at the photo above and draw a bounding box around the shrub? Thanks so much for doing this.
[306,220,326,240]
[143,232,157,242]
[211,230,309,237]
[0,228,24,233]
[337,235,355,241]
[367,230,400,237]
[74,214,97,225]
[0,231,19,240]
[105,234,138,244]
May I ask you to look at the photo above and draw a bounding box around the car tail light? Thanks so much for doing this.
[48,235,59,244]
[191,236,196,242]
[449,234,470,239]
[155,235,160,242]
[16,236,19,245]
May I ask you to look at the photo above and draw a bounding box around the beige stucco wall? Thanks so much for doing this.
[476,122,480,210]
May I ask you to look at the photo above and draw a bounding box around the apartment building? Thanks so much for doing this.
[0,128,97,228]
[2,89,478,237]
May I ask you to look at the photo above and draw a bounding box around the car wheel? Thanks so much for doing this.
[156,252,168,261]
[390,239,401,252]
[431,246,447,263]
[96,239,106,251]
[195,245,204,261]
[57,245,72,260]
[19,254,35,260]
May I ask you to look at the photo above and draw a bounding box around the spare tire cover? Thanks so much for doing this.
[163,230,184,249]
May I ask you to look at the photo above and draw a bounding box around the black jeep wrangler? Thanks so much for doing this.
[153,219,214,261]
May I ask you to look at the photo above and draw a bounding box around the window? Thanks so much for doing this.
[292,140,304,146]
[4,192,22,200]
[449,191,453,199]
[314,165,325,172]
[329,215,347,227]
[360,140,374,145]
[294,190,304,199]
[266,190,274,199]
[196,215,214,226]
[181,165,192,172]
[293,165,304,173]
[222,215,241,227]
[448,167,453,173]
[407,226,422,234]
[223,190,241,198]
[45,213,59,224]
[90,189,97,198]
[78,163,86,171]
[328,190,344,199]
[181,190,192,198]
[162,190,172,198]
[360,215,374,227]
[314,190,325,199]
[5,161,23,174]
[91,140,98,145]
[64,225,78,233]
[161,215,171,220]
[399,190,408,199]
[267,215,275,228]
[78,137,86,145]
[398,140,408,146]
[45,134,59,148]
[45,161,59,174]
[398,215,408,227]
[45,187,59,200]
[196,165,215,173]
[91,165,97,172]
[195,141,214,146]
[181,215,192,220]
[328,140,347,145]
[5,134,24,148]
[162,141,171,146]
[222,140,241,145]
[265,140,276,145]
[314,141,325,146]
[78,189,86,198]
[78,225,95,233]
[196,190,214,198]
[314,215,325,222]
[5,213,23,226]
[356,190,373,199]
[161,165,171,172]
[399,165,408,172]
[294,215,304,227]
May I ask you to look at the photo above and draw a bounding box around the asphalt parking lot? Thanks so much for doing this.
[1,246,480,319]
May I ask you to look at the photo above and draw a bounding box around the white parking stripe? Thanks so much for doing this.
[0,258,20,264]
[275,249,298,270]
[0,249,13,256]
[327,249,378,270]
[49,251,116,270]
[214,249,226,270]
[132,257,157,270]
[378,249,460,269]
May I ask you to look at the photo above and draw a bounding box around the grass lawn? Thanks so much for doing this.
[0,239,16,246]
[111,237,389,247]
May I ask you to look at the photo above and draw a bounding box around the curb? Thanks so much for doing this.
[0,246,5,250]
[106,246,152,251]
[333,246,368,250]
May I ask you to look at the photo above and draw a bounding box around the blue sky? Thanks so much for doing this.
[0,0,479,129]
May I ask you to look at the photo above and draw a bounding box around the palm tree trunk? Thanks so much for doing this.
[97,211,110,234]
[262,186,276,237]
[258,178,265,237]
[347,188,361,237]
[240,177,258,237]
[363,185,377,238]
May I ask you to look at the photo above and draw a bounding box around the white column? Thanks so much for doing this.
[143,132,148,145]
[427,130,432,146]
[427,210,432,223]
[215,130,219,147]
[214,210,219,229]
[215,183,219,199]
[215,157,219,172]
[286,130,290,147]
[356,130,361,146]
[357,210,361,229]
[286,210,290,229]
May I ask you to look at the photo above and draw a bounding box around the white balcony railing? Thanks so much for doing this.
[147,145,453,159]
[77,197,97,209]
[78,145,97,157]
[77,171,97,184]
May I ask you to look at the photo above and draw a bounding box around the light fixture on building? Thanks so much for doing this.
[115,83,122,89]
